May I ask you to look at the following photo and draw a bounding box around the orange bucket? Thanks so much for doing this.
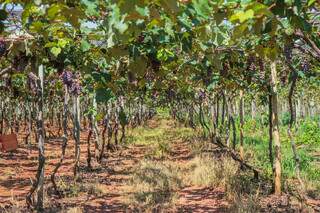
[0,133,18,152]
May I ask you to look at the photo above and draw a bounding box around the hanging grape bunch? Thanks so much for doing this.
[27,72,39,95]
[61,70,74,87]
[198,89,206,101]
[245,56,255,84]
[70,81,82,96]
[137,33,145,44]
[280,70,289,85]
[151,60,161,72]
[257,58,265,80]
[47,79,57,97]
[70,72,82,96]
[13,52,29,72]
[167,88,175,100]
[4,75,11,89]
[220,62,229,77]
[127,71,136,84]
[0,38,6,57]
[247,56,256,72]
[301,59,310,73]
[284,45,292,62]
[102,114,109,127]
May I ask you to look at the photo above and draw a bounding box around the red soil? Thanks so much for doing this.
[0,121,230,212]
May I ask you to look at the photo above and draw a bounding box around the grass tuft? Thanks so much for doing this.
[124,160,182,210]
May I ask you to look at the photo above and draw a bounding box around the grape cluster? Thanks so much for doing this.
[249,63,256,72]
[13,54,29,72]
[0,39,6,57]
[137,34,145,43]
[61,71,82,96]
[70,81,82,96]
[167,89,175,99]
[258,58,264,73]
[61,70,73,87]
[198,90,206,100]
[150,59,161,72]
[246,56,256,72]
[280,73,288,85]
[27,72,38,94]
[102,116,109,126]
[302,60,310,73]
[284,45,292,61]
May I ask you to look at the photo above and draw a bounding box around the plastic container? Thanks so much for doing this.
[0,133,18,152]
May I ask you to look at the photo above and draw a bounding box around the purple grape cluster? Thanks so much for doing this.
[70,81,82,96]
[246,56,255,71]
[258,58,264,73]
[137,34,145,43]
[302,60,310,73]
[284,45,292,61]
[198,90,206,100]
[102,116,110,126]
[167,89,175,98]
[61,70,73,87]
[27,72,38,94]
[61,70,82,96]
[0,39,6,57]
[249,63,256,72]
[13,54,29,72]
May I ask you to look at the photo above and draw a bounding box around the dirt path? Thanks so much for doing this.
[0,118,230,212]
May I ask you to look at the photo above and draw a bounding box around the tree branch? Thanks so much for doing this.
[0,67,13,77]
[294,44,320,62]
[295,30,320,60]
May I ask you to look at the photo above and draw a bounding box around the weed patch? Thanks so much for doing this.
[124,160,182,210]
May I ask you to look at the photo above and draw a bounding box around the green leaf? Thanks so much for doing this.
[136,6,149,17]
[95,87,113,103]
[58,39,69,48]
[109,46,129,57]
[114,19,128,34]
[63,8,84,28]
[109,4,128,34]
[247,2,273,17]
[81,0,99,16]
[292,15,312,32]
[0,9,8,20]
[29,21,44,32]
[47,4,63,19]
[51,47,62,57]
[119,109,128,125]
[192,0,211,19]
[308,0,317,6]
[240,9,254,23]
[160,0,180,15]
[129,56,147,77]
[0,22,4,32]
[81,40,91,52]
[91,71,111,84]
[230,9,254,23]
[214,12,225,24]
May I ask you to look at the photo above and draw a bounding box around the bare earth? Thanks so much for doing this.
[0,119,230,212]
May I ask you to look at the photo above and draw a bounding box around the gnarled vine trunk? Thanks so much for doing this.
[73,95,81,180]
[51,85,70,195]
[26,64,45,211]
[270,61,281,195]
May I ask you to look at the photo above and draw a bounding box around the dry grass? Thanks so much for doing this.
[66,207,83,213]
[182,154,238,191]
[123,160,182,211]
[57,179,107,197]
[181,153,264,211]
[304,178,320,200]
[123,152,263,211]
[230,194,261,213]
